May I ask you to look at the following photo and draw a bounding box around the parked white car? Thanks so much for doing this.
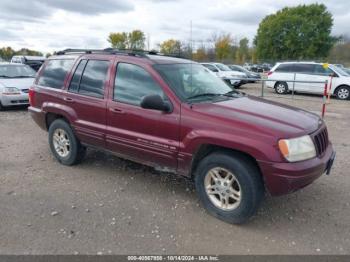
[201,63,247,87]
[267,62,350,100]
[0,63,36,110]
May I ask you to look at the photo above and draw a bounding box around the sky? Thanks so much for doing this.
[0,0,349,54]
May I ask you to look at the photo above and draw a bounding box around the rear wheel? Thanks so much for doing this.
[0,101,4,111]
[335,86,350,100]
[48,119,86,165]
[194,151,264,224]
[275,82,288,94]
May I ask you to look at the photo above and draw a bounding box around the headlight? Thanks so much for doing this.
[2,87,21,95]
[278,135,316,162]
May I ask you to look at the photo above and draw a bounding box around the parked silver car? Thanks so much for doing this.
[0,63,36,110]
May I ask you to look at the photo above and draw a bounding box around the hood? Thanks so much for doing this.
[192,95,321,138]
[0,77,35,90]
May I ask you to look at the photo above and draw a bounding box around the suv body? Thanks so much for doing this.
[29,50,335,224]
[201,63,247,87]
[267,62,350,100]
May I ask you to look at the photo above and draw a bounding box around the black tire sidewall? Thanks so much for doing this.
[194,152,264,224]
[48,119,80,166]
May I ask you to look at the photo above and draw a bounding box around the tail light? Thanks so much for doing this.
[267,71,273,76]
[29,88,35,106]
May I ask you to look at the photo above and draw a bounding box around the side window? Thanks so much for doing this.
[38,59,74,89]
[314,65,333,76]
[114,63,164,106]
[78,60,109,98]
[68,60,87,92]
[294,64,314,74]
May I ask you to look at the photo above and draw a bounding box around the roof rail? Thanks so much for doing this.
[55,48,185,59]
[55,48,162,58]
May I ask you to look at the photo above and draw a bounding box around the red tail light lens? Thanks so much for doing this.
[29,88,35,106]
[267,71,273,76]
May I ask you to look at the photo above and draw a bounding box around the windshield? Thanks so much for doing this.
[0,64,36,78]
[331,65,350,77]
[215,63,232,71]
[154,63,233,102]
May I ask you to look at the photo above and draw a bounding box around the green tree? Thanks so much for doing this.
[128,30,146,50]
[107,30,145,50]
[108,32,128,49]
[255,4,338,60]
[238,37,249,63]
[159,39,182,55]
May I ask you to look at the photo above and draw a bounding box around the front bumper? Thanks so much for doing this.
[1,93,29,106]
[258,143,335,196]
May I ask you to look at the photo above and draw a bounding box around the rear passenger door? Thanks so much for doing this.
[64,58,112,147]
[106,62,180,171]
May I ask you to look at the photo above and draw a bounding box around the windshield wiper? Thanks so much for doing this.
[15,75,35,78]
[223,90,244,97]
[186,93,223,101]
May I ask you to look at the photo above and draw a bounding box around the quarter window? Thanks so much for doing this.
[275,64,295,73]
[114,63,165,106]
[38,59,74,89]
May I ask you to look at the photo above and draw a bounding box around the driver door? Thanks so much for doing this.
[106,62,180,170]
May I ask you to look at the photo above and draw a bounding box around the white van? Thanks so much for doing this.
[267,62,350,100]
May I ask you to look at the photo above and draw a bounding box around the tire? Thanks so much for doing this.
[0,101,4,111]
[194,151,264,224]
[335,86,350,100]
[48,119,86,166]
[274,82,288,94]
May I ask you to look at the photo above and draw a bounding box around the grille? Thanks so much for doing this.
[312,127,329,156]
[21,89,29,93]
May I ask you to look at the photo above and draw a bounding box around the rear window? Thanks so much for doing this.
[38,59,74,89]
[275,64,295,73]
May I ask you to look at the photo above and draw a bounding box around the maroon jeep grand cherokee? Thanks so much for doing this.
[28,49,335,224]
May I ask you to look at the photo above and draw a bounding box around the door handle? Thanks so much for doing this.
[109,108,125,114]
[63,97,75,103]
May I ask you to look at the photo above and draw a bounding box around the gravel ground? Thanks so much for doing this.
[0,84,349,255]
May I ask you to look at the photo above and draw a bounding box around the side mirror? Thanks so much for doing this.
[329,72,338,77]
[141,94,171,112]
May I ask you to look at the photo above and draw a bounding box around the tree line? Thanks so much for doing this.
[0,4,348,66]
[107,4,346,65]
[0,47,43,61]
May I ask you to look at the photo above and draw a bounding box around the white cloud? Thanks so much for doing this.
[0,0,348,53]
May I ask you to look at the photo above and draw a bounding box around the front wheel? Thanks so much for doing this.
[335,86,350,100]
[194,152,264,224]
[48,119,86,166]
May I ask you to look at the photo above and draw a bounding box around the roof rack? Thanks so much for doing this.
[55,48,161,57]
[55,48,185,59]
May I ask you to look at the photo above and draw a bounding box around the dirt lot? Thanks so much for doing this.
[0,83,349,255]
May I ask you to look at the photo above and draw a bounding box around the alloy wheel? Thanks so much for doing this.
[204,167,242,211]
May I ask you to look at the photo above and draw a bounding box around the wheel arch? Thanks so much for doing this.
[190,144,263,180]
[333,84,350,95]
